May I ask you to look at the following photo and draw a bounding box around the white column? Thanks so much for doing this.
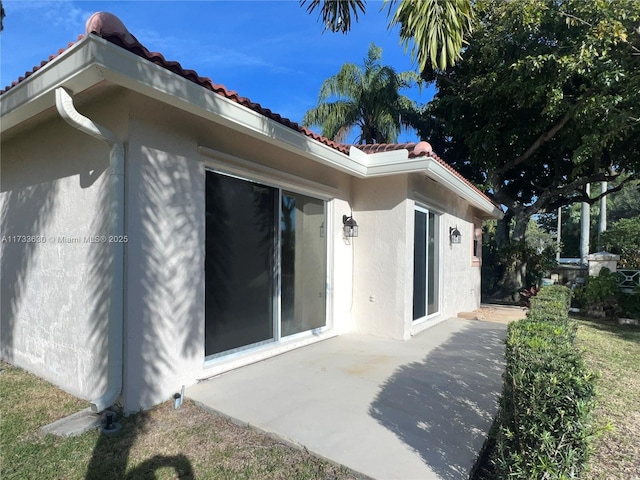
[580,184,590,262]
[556,206,562,262]
[598,181,607,250]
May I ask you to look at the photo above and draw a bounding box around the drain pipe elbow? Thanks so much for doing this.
[55,87,125,413]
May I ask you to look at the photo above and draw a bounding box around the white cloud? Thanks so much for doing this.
[4,0,92,31]
[128,28,303,76]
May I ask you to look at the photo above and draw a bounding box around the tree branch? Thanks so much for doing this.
[492,106,578,183]
[558,11,592,28]
[529,170,628,215]
[573,178,633,205]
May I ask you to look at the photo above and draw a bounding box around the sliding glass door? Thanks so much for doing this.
[205,171,326,358]
[280,191,326,337]
[413,207,440,321]
[204,173,277,356]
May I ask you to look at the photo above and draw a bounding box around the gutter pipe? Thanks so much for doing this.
[55,87,125,413]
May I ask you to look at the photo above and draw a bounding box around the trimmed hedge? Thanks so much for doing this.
[528,285,572,320]
[492,286,597,479]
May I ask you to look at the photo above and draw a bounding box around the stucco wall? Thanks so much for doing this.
[349,173,484,340]
[410,175,482,321]
[123,94,355,411]
[351,175,412,340]
[0,89,129,400]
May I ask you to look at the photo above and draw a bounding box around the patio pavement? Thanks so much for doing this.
[187,317,510,480]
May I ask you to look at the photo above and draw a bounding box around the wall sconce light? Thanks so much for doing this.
[343,214,358,238]
[449,226,462,244]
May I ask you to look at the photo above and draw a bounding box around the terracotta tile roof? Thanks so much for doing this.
[350,142,420,155]
[1,15,496,208]
[352,142,495,204]
[93,31,353,156]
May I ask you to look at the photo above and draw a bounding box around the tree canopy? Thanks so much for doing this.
[424,0,639,229]
[302,43,421,143]
[419,0,640,294]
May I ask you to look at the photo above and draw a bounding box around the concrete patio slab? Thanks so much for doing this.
[187,318,507,480]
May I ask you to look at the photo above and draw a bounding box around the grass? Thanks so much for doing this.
[0,362,359,480]
[575,318,640,479]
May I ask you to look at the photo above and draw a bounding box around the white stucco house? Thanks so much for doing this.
[0,13,503,413]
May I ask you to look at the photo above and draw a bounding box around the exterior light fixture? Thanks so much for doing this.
[449,226,462,244]
[343,214,358,238]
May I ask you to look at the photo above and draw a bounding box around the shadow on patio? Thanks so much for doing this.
[369,322,506,480]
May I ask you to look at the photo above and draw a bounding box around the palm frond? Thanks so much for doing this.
[303,42,422,144]
[302,101,360,141]
[386,0,473,71]
[300,0,367,33]
[318,63,363,101]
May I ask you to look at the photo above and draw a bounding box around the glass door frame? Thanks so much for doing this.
[412,204,443,323]
[204,167,332,362]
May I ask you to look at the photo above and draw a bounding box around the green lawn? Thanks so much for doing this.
[0,362,358,480]
[575,318,640,479]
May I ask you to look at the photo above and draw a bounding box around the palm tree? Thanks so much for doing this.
[302,43,421,144]
[300,0,474,71]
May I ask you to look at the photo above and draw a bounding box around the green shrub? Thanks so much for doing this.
[528,286,572,321]
[577,268,639,319]
[618,286,640,320]
[601,216,640,268]
[492,286,597,479]
[584,268,619,304]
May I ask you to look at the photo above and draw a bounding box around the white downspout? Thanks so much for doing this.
[55,87,125,413]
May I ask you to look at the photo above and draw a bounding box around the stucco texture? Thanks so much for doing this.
[1,89,129,400]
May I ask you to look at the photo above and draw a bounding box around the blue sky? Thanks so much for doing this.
[0,0,435,143]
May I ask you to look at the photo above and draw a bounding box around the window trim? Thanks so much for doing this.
[202,166,332,364]
[472,218,482,267]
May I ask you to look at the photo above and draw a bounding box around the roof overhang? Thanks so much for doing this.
[422,160,504,219]
[348,146,503,218]
[1,34,503,220]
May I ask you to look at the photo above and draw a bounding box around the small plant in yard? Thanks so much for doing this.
[574,268,640,320]
[618,285,640,320]
[518,285,539,309]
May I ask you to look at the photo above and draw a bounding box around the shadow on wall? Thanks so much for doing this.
[1,124,106,368]
[0,184,58,363]
[85,98,206,475]
[123,92,208,410]
[86,167,115,402]
[369,322,506,480]
[129,144,204,408]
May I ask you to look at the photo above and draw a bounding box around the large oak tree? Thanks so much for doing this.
[419,0,640,297]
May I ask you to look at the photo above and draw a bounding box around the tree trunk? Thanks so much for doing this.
[490,213,529,302]
[495,210,512,248]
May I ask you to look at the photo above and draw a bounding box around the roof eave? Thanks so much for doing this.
[1,35,501,219]
[1,36,364,176]
[1,37,105,132]
[423,160,504,219]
